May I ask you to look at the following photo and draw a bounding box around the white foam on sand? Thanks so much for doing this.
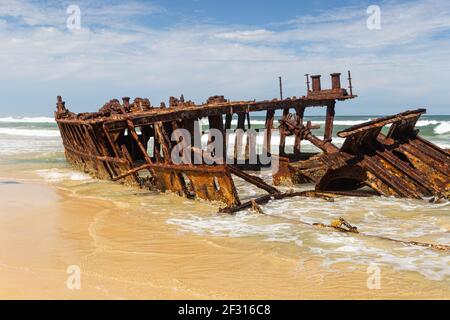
[167,212,301,244]
[166,194,450,281]
[35,169,91,182]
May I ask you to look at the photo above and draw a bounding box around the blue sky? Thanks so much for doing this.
[0,0,449,116]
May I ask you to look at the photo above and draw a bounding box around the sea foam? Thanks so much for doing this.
[0,116,55,123]
[0,128,60,137]
[434,122,450,135]
[35,169,91,182]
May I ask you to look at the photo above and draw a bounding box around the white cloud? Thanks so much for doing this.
[0,0,449,115]
[215,29,274,41]
[0,0,160,27]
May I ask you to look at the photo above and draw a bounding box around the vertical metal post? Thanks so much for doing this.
[348,70,353,96]
[305,74,310,92]
[324,102,336,141]
[279,107,290,156]
[234,113,246,161]
[263,110,275,156]
[294,106,305,156]
[279,76,283,100]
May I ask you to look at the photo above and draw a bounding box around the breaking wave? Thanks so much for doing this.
[312,119,372,126]
[0,128,60,137]
[434,122,450,135]
[0,116,55,123]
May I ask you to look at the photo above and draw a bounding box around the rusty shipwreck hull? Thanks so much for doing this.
[278,109,450,201]
[54,72,450,213]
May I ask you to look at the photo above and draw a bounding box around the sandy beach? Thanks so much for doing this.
[2,0,450,303]
[0,159,448,299]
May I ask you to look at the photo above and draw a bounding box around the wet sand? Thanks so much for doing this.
[0,164,449,299]
[2,116,449,299]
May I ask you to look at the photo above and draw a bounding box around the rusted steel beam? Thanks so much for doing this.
[182,118,203,164]
[56,93,356,127]
[68,124,84,150]
[293,106,305,156]
[228,165,280,195]
[411,136,450,167]
[83,124,112,178]
[374,147,435,195]
[102,123,141,185]
[262,109,275,156]
[171,121,191,165]
[63,143,127,164]
[82,125,100,172]
[111,164,154,181]
[118,144,141,185]
[338,109,426,138]
[234,113,246,160]
[279,115,339,154]
[219,190,351,214]
[127,120,153,164]
[244,112,256,160]
[153,125,163,163]
[102,124,121,158]
[360,155,423,198]
[279,105,291,156]
[92,124,120,177]
[100,96,357,132]
[101,100,294,131]
[154,122,172,162]
[377,135,449,198]
[124,122,156,184]
[324,101,335,141]
[208,114,225,162]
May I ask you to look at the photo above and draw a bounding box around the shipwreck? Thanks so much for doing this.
[55,71,450,214]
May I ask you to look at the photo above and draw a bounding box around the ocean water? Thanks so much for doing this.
[0,114,449,290]
[0,115,449,155]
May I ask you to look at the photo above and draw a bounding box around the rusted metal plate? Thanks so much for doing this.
[151,165,240,206]
[313,109,450,199]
